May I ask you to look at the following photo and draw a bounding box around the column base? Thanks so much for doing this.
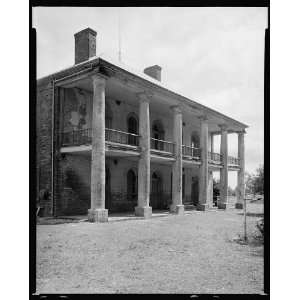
[135,206,152,219]
[170,204,185,215]
[218,203,228,209]
[88,208,108,223]
[197,203,209,211]
[235,203,243,209]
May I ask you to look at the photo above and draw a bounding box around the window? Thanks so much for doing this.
[152,120,165,150]
[127,114,138,145]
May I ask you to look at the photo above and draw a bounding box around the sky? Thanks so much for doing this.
[33,7,267,188]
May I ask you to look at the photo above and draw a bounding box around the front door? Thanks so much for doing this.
[151,172,162,209]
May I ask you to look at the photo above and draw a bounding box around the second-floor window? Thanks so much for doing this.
[152,120,165,150]
[127,114,138,145]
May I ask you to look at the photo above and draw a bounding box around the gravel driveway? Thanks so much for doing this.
[36,204,264,294]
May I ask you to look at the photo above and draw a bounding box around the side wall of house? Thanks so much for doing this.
[36,79,54,216]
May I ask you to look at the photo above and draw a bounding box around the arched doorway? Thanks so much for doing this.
[191,176,199,206]
[152,120,165,150]
[105,168,111,209]
[151,171,163,209]
[127,169,138,204]
[127,114,138,145]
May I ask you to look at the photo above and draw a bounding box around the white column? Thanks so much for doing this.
[211,133,214,153]
[88,74,108,222]
[170,106,184,214]
[135,92,152,218]
[235,130,245,209]
[219,124,228,209]
[197,116,209,211]
[208,170,214,208]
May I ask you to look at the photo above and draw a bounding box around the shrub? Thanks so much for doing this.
[256,218,264,237]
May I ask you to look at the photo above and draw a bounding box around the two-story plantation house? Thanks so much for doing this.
[36,28,247,222]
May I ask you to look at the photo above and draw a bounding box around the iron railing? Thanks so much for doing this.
[105,128,139,146]
[182,145,201,158]
[61,129,239,167]
[61,128,139,147]
[150,138,175,154]
[62,128,92,146]
[208,151,222,163]
[228,156,240,165]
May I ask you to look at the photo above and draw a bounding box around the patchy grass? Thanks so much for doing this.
[36,204,264,294]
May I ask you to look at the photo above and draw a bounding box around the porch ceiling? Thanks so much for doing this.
[62,75,245,133]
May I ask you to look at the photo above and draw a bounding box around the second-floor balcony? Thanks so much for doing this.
[228,155,240,166]
[182,145,201,160]
[150,138,175,155]
[61,128,240,167]
[62,128,139,148]
[208,151,222,164]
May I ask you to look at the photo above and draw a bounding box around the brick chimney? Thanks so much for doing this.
[143,65,162,81]
[74,28,97,64]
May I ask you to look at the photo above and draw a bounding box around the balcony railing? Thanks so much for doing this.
[150,138,175,154]
[61,129,240,166]
[105,128,139,146]
[182,145,201,159]
[61,128,139,147]
[62,128,92,146]
[228,155,240,166]
[208,151,222,163]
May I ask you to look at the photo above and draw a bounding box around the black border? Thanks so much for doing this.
[30,1,270,299]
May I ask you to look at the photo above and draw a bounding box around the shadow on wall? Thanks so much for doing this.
[60,166,90,215]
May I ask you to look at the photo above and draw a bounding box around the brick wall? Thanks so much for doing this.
[36,80,53,216]
[55,154,91,216]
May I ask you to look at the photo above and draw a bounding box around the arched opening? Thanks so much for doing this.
[191,133,200,148]
[105,167,111,209]
[151,171,163,209]
[191,132,200,157]
[127,114,139,145]
[152,120,165,150]
[127,169,137,203]
[191,176,199,206]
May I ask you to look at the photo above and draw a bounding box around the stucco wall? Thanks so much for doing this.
[62,87,207,147]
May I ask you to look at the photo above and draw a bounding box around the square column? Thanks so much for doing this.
[197,116,209,211]
[170,106,184,215]
[235,130,246,209]
[219,124,228,209]
[88,74,108,222]
[135,92,152,218]
[210,133,214,153]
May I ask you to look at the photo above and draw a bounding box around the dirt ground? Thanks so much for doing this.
[36,203,264,294]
